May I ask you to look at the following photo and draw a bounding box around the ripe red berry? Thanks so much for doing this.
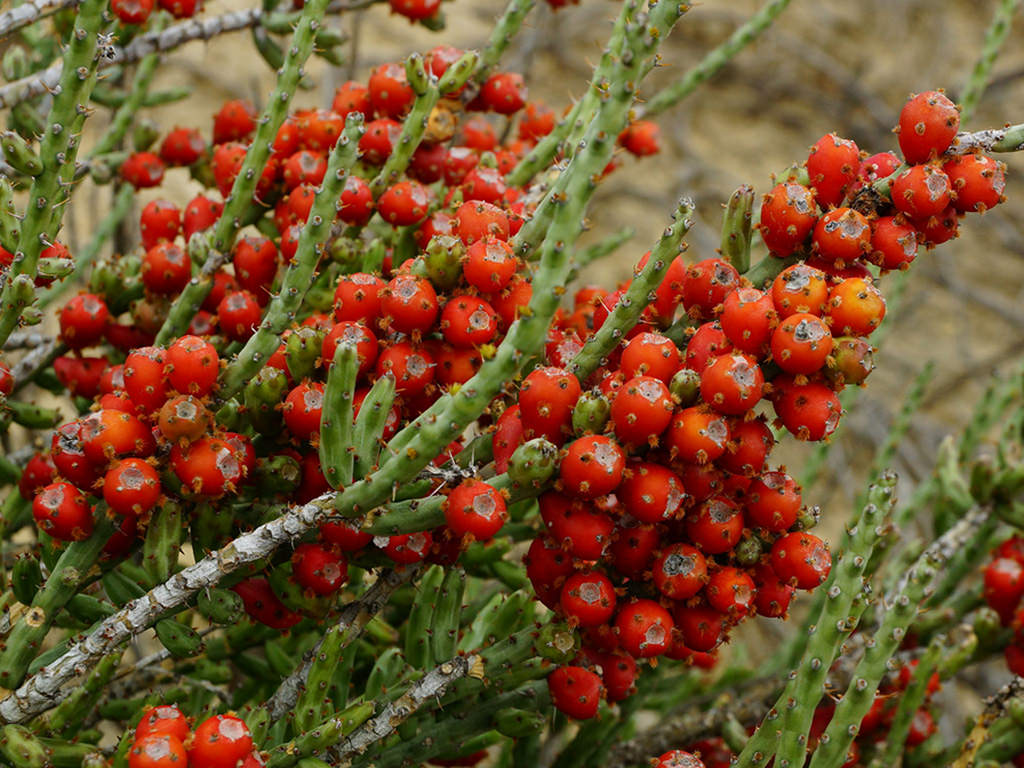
[719,288,777,355]
[773,378,842,441]
[827,277,886,336]
[673,605,728,652]
[375,342,436,395]
[752,562,796,618]
[33,481,94,541]
[171,437,244,497]
[746,471,802,532]
[378,181,431,226]
[700,352,764,415]
[548,665,603,719]
[141,242,191,296]
[897,91,960,164]
[806,133,860,208]
[292,543,348,595]
[381,275,439,335]
[559,435,625,499]
[619,121,661,156]
[135,705,190,742]
[770,312,833,374]
[620,332,680,383]
[463,236,517,293]
[717,417,774,477]
[368,62,415,119]
[617,462,685,523]
[218,290,263,342]
[686,496,744,554]
[165,335,219,396]
[891,165,952,220]
[189,714,253,768]
[129,733,188,768]
[233,577,302,629]
[81,409,155,466]
[59,293,109,350]
[540,492,614,560]
[560,570,616,627]
[103,458,161,516]
[139,200,182,250]
[440,295,499,348]
[943,153,1006,213]
[121,152,165,188]
[610,375,674,446]
[984,557,1024,624]
[759,183,817,256]
[478,72,527,114]
[359,118,402,164]
[771,532,832,589]
[519,366,581,444]
[683,322,733,373]
[525,535,575,608]
[381,531,433,564]
[334,272,385,324]
[339,175,375,225]
[445,480,507,540]
[869,216,918,270]
[456,201,510,244]
[111,0,154,24]
[655,750,706,768]
[706,566,756,617]
[160,127,206,166]
[812,207,871,264]
[665,407,730,464]
[389,0,441,19]
[213,99,257,144]
[681,258,740,320]
[183,194,223,241]
[614,599,674,658]
[652,543,707,600]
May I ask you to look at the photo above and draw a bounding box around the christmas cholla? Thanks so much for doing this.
[0,0,1022,765]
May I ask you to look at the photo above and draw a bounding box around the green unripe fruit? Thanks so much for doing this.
[507,437,559,487]
[423,234,465,290]
[155,619,204,659]
[734,535,764,567]
[197,588,245,626]
[255,453,302,496]
[534,622,578,663]
[0,725,48,768]
[572,390,611,435]
[133,119,161,152]
[494,707,546,738]
[669,367,702,406]
[244,366,290,435]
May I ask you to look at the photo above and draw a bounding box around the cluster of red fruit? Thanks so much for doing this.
[127,705,259,768]
[982,535,1024,676]
[534,90,1006,720]
[4,47,662,628]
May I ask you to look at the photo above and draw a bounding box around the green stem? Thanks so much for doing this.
[0,0,106,347]
[739,473,897,768]
[218,115,365,399]
[154,0,331,345]
[0,515,116,689]
[642,0,794,117]
[959,0,1022,123]
[37,184,135,309]
[470,0,536,84]
[88,20,165,159]
[566,199,694,382]
[721,185,754,274]
[320,342,358,489]
[870,636,943,768]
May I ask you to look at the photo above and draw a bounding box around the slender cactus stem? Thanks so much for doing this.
[37,183,135,310]
[959,0,1022,123]
[806,509,987,768]
[155,0,334,346]
[641,0,793,117]
[217,115,364,398]
[566,199,694,382]
[469,0,536,85]
[0,0,106,347]
[264,568,416,721]
[323,653,482,763]
[737,473,897,768]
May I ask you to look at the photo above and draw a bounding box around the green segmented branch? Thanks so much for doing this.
[566,199,694,382]
[571,226,635,275]
[378,0,689,477]
[869,634,943,768]
[470,0,536,85]
[0,515,116,690]
[37,183,135,310]
[641,0,793,117]
[721,185,755,273]
[737,473,897,768]
[88,27,165,160]
[805,510,987,768]
[504,5,629,188]
[320,343,358,489]
[154,0,332,345]
[218,115,365,398]
[324,653,483,763]
[351,374,397,479]
[369,54,440,198]
[959,0,1022,123]
[0,0,105,347]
